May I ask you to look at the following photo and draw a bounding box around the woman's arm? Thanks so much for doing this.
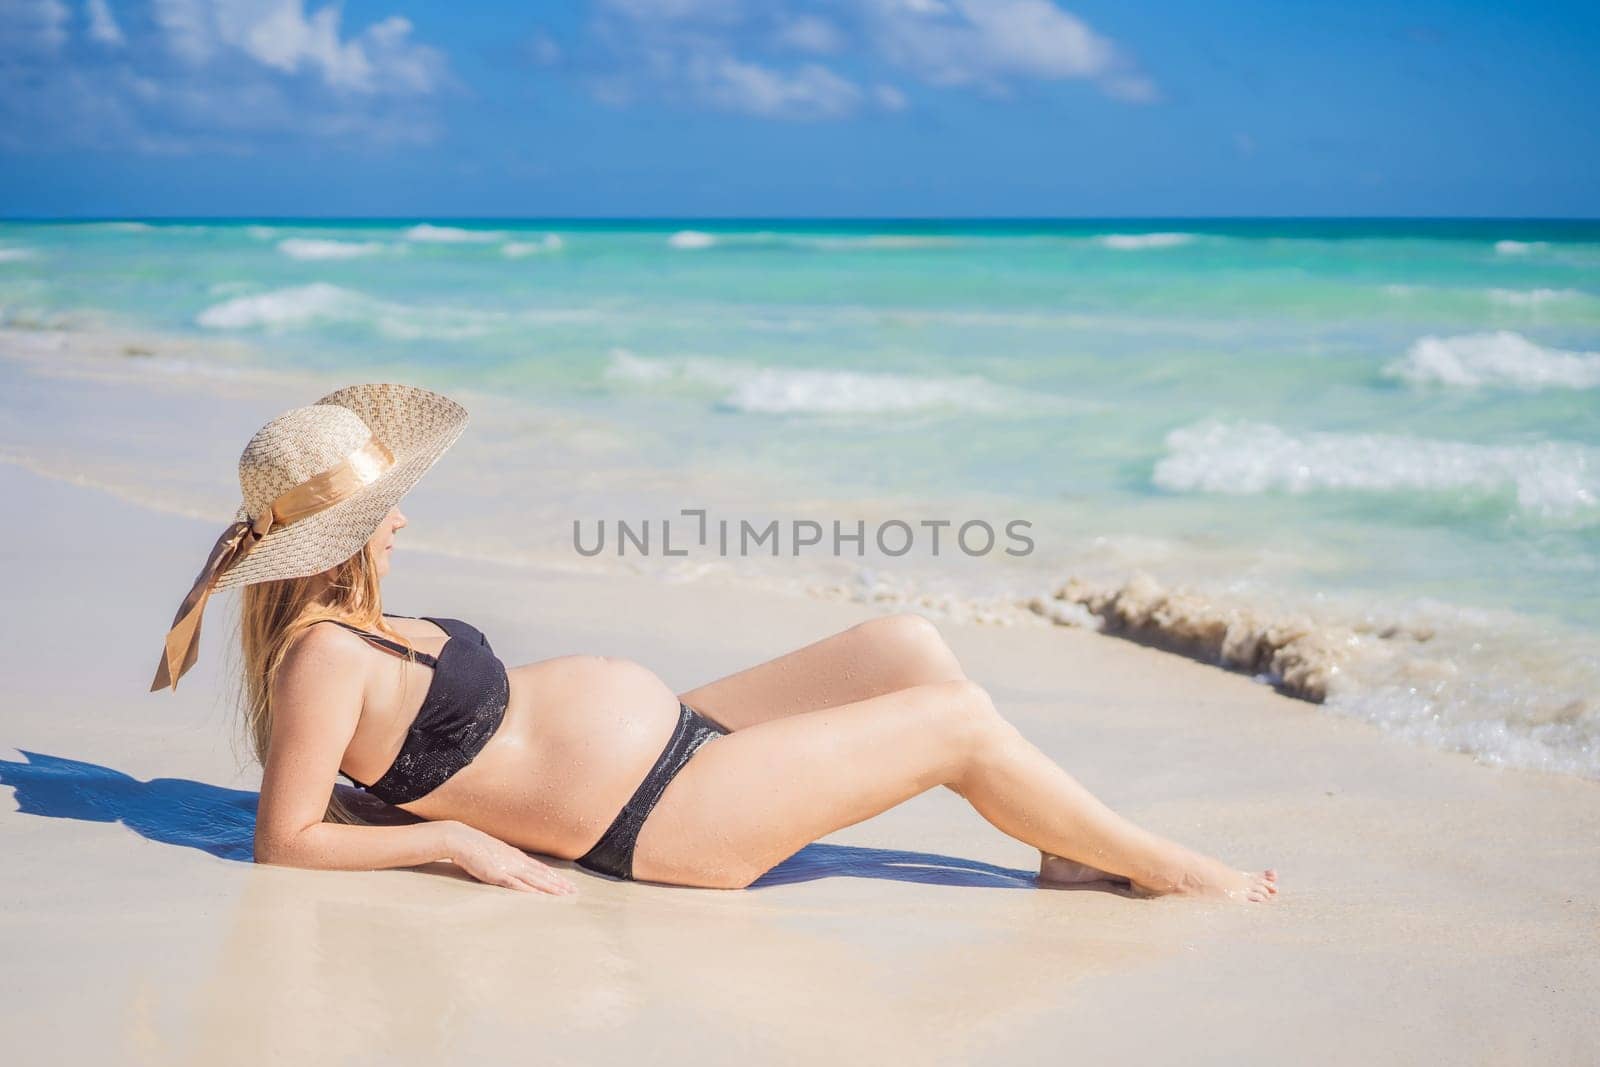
[255,813,457,871]
[252,624,575,894]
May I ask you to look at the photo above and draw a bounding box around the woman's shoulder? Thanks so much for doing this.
[284,619,379,672]
[271,623,373,712]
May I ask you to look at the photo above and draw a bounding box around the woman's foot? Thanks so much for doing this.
[1136,853,1279,903]
[1037,851,1130,886]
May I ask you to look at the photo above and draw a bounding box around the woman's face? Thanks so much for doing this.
[366,503,408,580]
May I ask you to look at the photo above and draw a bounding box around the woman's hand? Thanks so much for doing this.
[445,822,578,896]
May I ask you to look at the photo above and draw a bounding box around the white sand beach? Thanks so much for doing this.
[4,442,1597,1063]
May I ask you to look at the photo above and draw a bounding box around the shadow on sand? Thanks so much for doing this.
[0,749,1043,889]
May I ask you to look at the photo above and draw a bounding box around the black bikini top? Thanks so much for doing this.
[326,612,510,806]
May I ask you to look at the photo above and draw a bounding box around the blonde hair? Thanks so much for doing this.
[234,541,415,825]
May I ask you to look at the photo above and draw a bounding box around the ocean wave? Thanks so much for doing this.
[1382,284,1590,308]
[1032,572,1358,701]
[1486,287,1585,306]
[0,246,37,262]
[667,230,717,250]
[195,283,595,339]
[1384,331,1600,390]
[604,348,1010,415]
[797,235,962,251]
[502,235,564,257]
[404,224,507,243]
[1153,419,1599,517]
[1026,571,1600,777]
[197,282,357,330]
[728,369,1005,415]
[1096,232,1195,250]
[245,225,277,240]
[83,221,211,234]
[1494,240,1549,255]
[276,238,394,261]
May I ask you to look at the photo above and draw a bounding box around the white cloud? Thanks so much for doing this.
[0,0,453,152]
[151,0,212,63]
[600,0,742,22]
[582,0,1157,118]
[1,0,70,52]
[84,0,124,46]
[864,0,1154,100]
[872,83,908,111]
[775,15,844,53]
[157,0,446,94]
[689,54,861,119]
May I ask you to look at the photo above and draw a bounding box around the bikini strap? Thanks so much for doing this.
[324,619,439,668]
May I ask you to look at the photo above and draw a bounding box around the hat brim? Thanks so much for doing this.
[211,383,468,591]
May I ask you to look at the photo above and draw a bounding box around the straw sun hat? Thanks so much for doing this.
[149,382,468,693]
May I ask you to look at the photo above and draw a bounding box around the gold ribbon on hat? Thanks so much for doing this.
[150,437,396,692]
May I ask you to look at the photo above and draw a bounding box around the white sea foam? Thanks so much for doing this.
[1096,232,1195,250]
[798,235,961,251]
[668,230,717,249]
[728,369,1004,414]
[276,238,392,260]
[1486,287,1583,306]
[1494,240,1548,255]
[1028,571,1600,777]
[1384,331,1600,390]
[196,282,356,330]
[245,225,277,240]
[404,224,506,243]
[1153,419,1599,518]
[501,235,564,257]
[604,349,1007,414]
[196,283,595,339]
[0,246,37,262]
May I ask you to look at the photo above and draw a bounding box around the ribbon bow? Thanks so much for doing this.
[149,509,276,692]
[148,436,396,693]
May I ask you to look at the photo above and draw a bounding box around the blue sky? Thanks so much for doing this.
[1,0,1596,217]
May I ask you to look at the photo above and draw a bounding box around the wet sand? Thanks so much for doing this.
[2,458,1597,1065]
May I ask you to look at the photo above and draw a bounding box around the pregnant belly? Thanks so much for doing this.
[401,654,683,858]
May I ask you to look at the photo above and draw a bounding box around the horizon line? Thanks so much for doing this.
[4,213,1600,225]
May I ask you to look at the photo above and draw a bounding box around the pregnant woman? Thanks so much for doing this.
[150,383,1277,902]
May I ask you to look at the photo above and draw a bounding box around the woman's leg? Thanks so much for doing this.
[675,611,1126,884]
[676,612,964,728]
[632,679,1277,902]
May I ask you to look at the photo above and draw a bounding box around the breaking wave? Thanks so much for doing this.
[1486,287,1585,307]
[195,283,595,339]
[1153,419,1599,518]
[668,230,717,249]
[502,235,564,257]
[604,348,1013,415]
[1025,572,1600,778]
[1384,331,1600,390]
[404,224,507,243]
[1096,232,1196,250]
[277,238,393,261]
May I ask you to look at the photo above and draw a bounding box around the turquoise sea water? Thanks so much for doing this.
[1,218,1597,776]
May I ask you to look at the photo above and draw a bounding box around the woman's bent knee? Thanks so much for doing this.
[915,679,999,746]
[857,612,963,679]
[862,611,942,647]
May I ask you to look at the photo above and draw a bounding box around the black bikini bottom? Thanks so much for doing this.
[574,701,730,881]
